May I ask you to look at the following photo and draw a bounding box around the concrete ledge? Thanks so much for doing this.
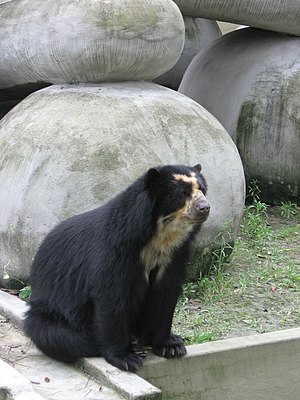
[138,328,300,400]
[0,358,44,400]
[78,358,161,400]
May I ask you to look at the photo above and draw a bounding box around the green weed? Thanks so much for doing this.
[280,201,297,219]
[185,331,218,344]
[241,201,272,249]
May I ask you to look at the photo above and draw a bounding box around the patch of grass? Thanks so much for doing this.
[173,296,232,344]
[173,188,300,344]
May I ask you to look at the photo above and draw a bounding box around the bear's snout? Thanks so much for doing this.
[192,198,210,222]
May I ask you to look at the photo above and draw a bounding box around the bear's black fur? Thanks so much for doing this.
[24,164,210,372]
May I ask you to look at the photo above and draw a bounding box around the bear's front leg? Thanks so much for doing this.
[139,258,187,360]
[94,302,145,372]
[104,337,148,371]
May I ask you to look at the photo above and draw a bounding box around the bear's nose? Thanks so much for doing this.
[196,201,210,215]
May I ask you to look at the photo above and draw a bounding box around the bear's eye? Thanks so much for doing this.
[198,184,206,194]
[181,186,192,197]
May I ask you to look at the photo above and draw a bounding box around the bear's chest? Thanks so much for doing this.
[140,216,193,282]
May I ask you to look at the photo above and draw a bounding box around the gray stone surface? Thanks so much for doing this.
[173,0,300,36]
[0,81,245,285]
[179,28,300,204]
[154,16,221,90]
[0,0,184,92]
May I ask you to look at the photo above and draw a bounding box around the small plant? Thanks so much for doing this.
[2,260,10,281]
[211,241,233,272]
[241,180,272,249]
[19,285,32,300]
[183,282,199,299]
[0,269,32,300]
[247,178,261,203]
[280,201,297,219]
[234,276,249,295]
[209,221,235,273]
[184,224,235,302]
[242,204,272,246]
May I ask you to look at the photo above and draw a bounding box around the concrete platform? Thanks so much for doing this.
[1,290,300,400]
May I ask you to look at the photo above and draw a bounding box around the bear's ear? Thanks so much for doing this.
[193,163,202,172]
[145,167,161,189]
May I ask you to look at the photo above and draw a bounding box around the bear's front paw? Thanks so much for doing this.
[105,352,144,372]
[152,333,187,358]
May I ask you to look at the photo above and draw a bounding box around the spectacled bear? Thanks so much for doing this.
[24,164,210,372]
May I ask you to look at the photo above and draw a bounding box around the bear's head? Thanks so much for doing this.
[144,163,210,228]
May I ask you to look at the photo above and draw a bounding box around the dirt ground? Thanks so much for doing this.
[0,314,33,366]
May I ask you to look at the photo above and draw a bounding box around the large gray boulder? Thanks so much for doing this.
[0,0,184,96]
[179,28,300,204]
[0,82,245,286]
[173,0,300,36]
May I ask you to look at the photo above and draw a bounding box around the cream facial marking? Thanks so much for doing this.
[173,173,207,220]
[173,172,199,193]
[173,173,205,205]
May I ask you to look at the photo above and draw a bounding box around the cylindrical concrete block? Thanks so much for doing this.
[173,0,300,36]
[179,28,300,204]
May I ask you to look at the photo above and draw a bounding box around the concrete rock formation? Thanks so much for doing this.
[0,82,245,285]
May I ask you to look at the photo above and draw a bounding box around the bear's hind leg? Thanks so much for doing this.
[24,308,98,363]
